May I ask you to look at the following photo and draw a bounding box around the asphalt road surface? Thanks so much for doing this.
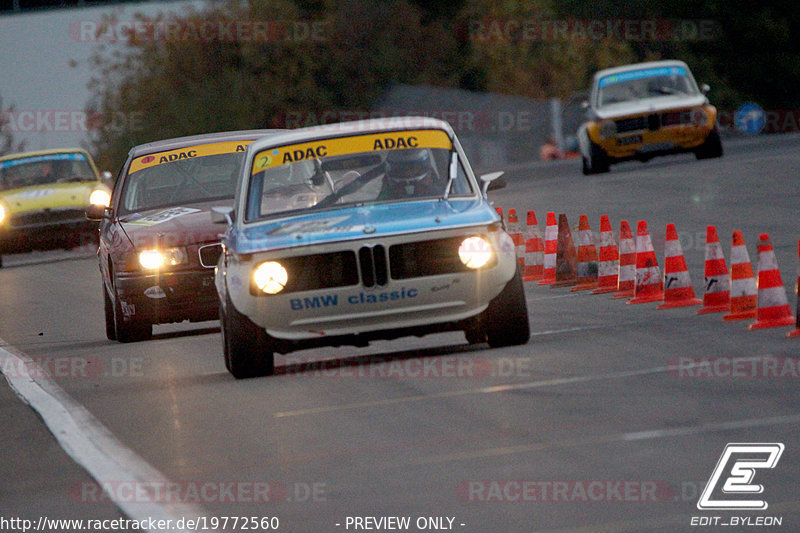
[1,133,799,532]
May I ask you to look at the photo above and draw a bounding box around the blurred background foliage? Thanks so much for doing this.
[82,0,800,170]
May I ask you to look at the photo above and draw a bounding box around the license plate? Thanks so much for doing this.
[639,142,674,153]
[617,135,642,146]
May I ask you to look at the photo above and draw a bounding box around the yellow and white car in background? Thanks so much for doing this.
[578,60,723,175]
[0,148,111,266]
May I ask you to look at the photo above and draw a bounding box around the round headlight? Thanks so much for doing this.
[691,107,709,127]
[253,261,289,294]
[139,250,165,270]
[0,203,6,224]
[89,188,111,207]
[458,236,493,269]
[599,120,617,138]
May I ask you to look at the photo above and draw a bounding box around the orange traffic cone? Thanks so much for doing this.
[523,210,544,282]
[551,213,578,288]
[592,215,619,294]
[787,239,800,338]
[697,225,730,314]
[723,231,757,321]
[538,212,558,286]
[507,209,525,271]
[571,214,599,292]
[658,223,702,309]
[749,233,796,329]
[627,220,664,304]
[613,220,636,299]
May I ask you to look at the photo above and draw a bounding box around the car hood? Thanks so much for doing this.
[593,94,708,120]
[0,181,100,214]
[229,198,498,254]
[118,200,232,250]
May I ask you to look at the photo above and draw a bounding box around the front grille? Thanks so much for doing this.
[614,116,647,133]
[198,243,222,268]
[358,245,388,287]
[252,250,358,295]
[390,237,482,279]
[647,113,660,131]
[661,110,693,127]
[10,208,85,229]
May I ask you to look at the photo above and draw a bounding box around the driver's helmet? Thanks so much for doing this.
[385,149,434,195]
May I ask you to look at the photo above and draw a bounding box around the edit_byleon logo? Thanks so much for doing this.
[697,443,784,511]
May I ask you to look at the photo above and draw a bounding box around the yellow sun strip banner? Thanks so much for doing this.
[252,129,453,174]
[129,140,254,174]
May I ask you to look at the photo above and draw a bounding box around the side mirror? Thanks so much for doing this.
[211,206,234,225]
[580,100,589,109]
[700,83,710,95]
[479,171,505,196]
[86,203,111,221]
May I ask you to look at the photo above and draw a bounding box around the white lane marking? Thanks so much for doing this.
[273,364,675,418]
[622,413,800,441]
[0,342,216,533]
[412,412,800,466]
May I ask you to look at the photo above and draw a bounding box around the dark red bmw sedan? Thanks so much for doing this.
[87,130,281,342]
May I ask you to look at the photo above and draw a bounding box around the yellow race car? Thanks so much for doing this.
[0,148,111,267]
[578,60,723,174]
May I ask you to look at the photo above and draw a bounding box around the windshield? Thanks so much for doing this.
[245,129,474,222]
[0,152,96,191]
[596,65,697,107]
[120,141,251,214]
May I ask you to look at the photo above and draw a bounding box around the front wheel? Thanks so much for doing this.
[112,288,152,343]
[582,140,610,175]
[221,293,274,378]
[103,285,117,341]
[695,129,723,159]
[484,267,531,348]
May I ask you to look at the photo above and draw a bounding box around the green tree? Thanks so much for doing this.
[86,0,463,170]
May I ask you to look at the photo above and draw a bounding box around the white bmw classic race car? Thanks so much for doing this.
[213,117,530,378]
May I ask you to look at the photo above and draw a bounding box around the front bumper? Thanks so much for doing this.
[0,214,98,251]
[114,268,219,325]
[222,227,517,341]
[587,105,718,160]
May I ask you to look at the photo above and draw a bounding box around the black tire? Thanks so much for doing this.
[463,322,487,345]
[695,129,723,160]
[112,288,152,343]
[485,267,531,348]
[582,140,610,175]
[103,285,117,341]
[221,292,274,379]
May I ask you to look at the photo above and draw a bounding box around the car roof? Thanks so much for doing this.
[247,117,456,154]
[0,147,92,162]
[129,129,284,158]
[593,60,691,81]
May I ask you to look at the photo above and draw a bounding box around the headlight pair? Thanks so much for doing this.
[250,236,494,295]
